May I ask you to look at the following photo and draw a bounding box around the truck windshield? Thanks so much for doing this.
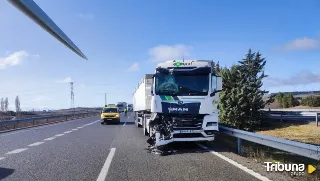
[155,73,209,96]
[103,108,118,113]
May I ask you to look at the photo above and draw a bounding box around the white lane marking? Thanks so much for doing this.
[72,129,78,131]
[77,126,82,129]
[198,144,272,181]
[96,148,116,181]
[0,157,5,160]
[55,134,64,137]
[28,142,44,147]
[44,137,56,141]
[6,148,28,155]
[64,130,72,134]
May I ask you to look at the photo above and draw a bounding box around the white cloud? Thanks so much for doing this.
[148,44,192,62]
[283,37,319,51]
[265,70,320,86]
[57,77,73,83]
[0,51,30,69]
[78,13,95,20]
[127,62,140,72]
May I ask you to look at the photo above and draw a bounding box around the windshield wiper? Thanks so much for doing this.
[188,92,206,95]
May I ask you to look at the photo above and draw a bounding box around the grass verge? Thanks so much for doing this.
[257,121,320,145]
[209,133,320,181]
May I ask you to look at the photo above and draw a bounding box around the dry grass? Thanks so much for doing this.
[257,121,320,145]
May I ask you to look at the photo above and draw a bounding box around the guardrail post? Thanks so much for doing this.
[316,113,319,127]
[280,112,283,123]
[32,118,35,126]
[237,138,242,154]
[47,118,49,123]
[13,120,17,129]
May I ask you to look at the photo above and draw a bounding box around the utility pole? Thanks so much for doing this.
[70,82,74,112]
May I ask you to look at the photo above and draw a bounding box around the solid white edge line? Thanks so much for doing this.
[6,148,28,155]
[64,131,72,134]
[198,144,272,181]
[0,157,5,160]
[96,148,116,181]
[55,134,64,137]
[28,142,44,147]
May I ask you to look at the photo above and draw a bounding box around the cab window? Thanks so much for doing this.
[102,108,118,113]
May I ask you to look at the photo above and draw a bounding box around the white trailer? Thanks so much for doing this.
[133,74,153,127]
[133,60,222,149]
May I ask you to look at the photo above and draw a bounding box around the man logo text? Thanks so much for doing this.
[168,108,188,112]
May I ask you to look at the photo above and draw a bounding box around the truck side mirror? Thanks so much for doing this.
[210,90,222,97]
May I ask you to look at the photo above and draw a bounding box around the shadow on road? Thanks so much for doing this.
[150,142,211,156]
[0,167,14,180]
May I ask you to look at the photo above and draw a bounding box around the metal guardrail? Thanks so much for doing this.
[219,126,320,161]
[262,108,320,112]
[0,112,100,132]
[263,110,319,127]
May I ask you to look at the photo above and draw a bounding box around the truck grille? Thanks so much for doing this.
[104,115,115,118]
[172,117,203,130]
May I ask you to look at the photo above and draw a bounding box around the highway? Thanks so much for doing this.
[0,113,293,181]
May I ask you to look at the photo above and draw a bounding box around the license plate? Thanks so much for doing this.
[107,119,113,121]
[180,130,194,133]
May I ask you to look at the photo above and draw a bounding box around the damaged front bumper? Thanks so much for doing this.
[154,130,216,146]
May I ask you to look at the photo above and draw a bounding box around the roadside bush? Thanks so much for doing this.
[301,96,320,107]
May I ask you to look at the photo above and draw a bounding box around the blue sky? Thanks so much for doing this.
[1,0,320,110]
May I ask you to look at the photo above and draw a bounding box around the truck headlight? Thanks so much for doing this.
[115,114,119,117]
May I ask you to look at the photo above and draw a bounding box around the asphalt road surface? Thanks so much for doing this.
[0,113,294,181]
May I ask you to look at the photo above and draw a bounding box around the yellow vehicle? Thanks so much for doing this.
[100,106,120,124]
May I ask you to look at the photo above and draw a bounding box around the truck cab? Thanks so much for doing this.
[147,60,222,146]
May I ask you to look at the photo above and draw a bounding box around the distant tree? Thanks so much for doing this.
[4,97,8,112]
[15,96,21,118]
[0,98,4,112]
[301,95,320,107]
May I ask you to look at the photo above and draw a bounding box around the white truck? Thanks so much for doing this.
[116,102,127,112]
[133,60,222,148]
